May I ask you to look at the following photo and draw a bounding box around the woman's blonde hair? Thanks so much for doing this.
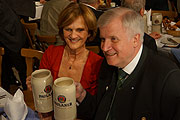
[57,2,97,42]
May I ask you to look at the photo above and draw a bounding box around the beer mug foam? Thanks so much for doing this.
[31,69,53,113]
[53,77,76,120]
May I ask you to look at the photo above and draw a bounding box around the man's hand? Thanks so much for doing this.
[75,82,86,103]
[149,32,161,39]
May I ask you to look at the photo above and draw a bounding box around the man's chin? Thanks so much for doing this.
[107,60,116,66]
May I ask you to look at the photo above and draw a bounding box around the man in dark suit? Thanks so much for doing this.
[80,0,103,19]
[121,0,161,51]
[6,0,35,21]
[0,0,35,91]
[121,0,180,65]
[76,7,180,120]
[39,0,71,45]
[145,0,169,10]
[80,0,104,47]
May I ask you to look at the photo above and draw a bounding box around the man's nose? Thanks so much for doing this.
[101,40,111,52]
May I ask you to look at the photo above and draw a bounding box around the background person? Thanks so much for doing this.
[121,0,160,51]
[0,0,35,91]
[121,0,180,66]
[76,7,180,120]
[6,0,35,22]
[145,0,169,10]
[26,2,103,119]
[80,0,103,19]
[39,0,71,45]
[79,0,104,48]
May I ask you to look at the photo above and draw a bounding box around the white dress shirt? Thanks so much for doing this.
[123,44,143,75]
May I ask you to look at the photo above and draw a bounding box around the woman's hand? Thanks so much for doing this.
[26,76,32,91]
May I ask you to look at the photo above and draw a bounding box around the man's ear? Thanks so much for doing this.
[133,34,140,47]
[139,8,144,17]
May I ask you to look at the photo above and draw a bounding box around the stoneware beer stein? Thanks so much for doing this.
[152,13,163,33]
[31,69,53,113]
[110,2,116,7]
[53,77,76,120]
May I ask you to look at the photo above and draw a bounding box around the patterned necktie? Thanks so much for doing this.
[117,69,128,90]
[106,69,128,120]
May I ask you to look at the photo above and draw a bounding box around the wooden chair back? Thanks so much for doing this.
[36,35,56,45]
[21,20,38,49]
[36,35,57,51]
[0,47,4,86]
[21,48,43,111]
[21,48,43,76]
[86,46,100,54]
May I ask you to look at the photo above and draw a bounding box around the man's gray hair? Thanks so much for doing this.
[79,0,98,5]
[98,7,144,42]
[121,0,146,13]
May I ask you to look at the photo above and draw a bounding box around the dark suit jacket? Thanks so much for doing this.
[86,6,104,47]
[144,33,157,51]
[145,0,169,10]
[6,0,35,18]
[77,46,180,120]
[87,6,104,19]
[0,0,26,52]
